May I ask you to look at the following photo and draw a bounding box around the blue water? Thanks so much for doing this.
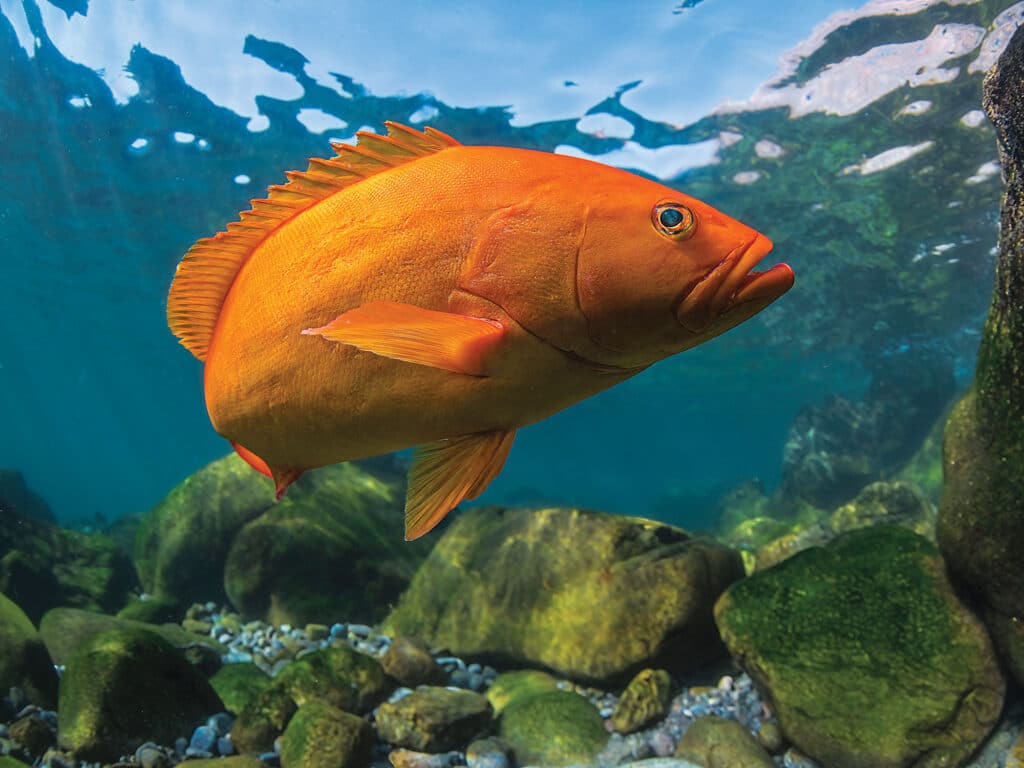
[0,0,1015,527]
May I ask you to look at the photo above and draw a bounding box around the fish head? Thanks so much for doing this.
[576,182,794,368]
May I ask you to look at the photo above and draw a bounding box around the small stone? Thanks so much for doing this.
[376,687,492,752]
[183,618,215,636]
[305,624,330,642]
[135,742,172,768]
[39,748,76,768]
[217,736,235,755]
[782,747,822,767]
[330,623,346,638]
[388,748,462,768]
[611,669,676,734]
[381,637,446,687]
[466,737,512,768]
[190,724,218,753]
[675,715,773,768]
[8,713,55,758]
[348,624,372,638]
[757,721,784,753]
[208,712,234,736]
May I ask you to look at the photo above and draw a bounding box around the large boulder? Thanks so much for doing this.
[715,526,1004,768]
[0,592,58,710]
[938,24,1024,686]
[224,458,430,626]
[0,506,137,624]
[383,507,743,685]
[57,627,223,762]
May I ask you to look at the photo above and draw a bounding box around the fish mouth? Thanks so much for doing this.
[675,234,794,335]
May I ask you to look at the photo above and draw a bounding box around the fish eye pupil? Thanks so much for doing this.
[660,208,684,228]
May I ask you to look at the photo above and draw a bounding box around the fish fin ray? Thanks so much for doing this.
[405,430,516,540]
[302,301,505,375]
[230,441,303,499]
[231,440,273,478]
[167,123,460,361]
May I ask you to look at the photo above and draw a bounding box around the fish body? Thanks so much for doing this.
[169,124,793,538]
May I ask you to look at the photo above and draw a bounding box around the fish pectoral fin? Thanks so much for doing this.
[302,301,505,376]
[230,441,303,500]
[404,429,517,541]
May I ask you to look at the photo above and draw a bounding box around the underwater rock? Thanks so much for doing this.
[7,712,55,760]
[278,700,374,768]
[0,504,137,625]
[38,607,225,666]
[375,687,493,752]
[751,522,832,572]
[497,689,607,766]
[176,758,266,768]
[380,636,447,687]
[828,481,935,539]
[57,626,223,762]
[715,526,1004,768]
[0,470,54,523]
[0,593,57,710]
[938,24,1024,688]
[611,669,676,735]
[383,507,743,685]
[208,662,272,716]
[484,670,560,716]
[230,684,298,754]
[223,458,431,627]
[272,644,391,714]
[465,736,513,768]
[674,715,774,768]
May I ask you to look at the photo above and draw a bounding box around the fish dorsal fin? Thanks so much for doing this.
[167,122,461,360]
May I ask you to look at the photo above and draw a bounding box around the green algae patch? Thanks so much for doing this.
[485,670,559,716]
[498,689,607,766]
[279,701,373,768]
[384,506,743,685]
[715,526,1003,768]
[210,662,272,715]
[57,626,223,762]
[273,644,391,714]
[0,592,57,710]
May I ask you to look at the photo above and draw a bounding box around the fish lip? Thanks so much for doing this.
[675,234,791,333]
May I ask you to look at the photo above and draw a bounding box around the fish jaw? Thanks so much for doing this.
[675,234,794,341]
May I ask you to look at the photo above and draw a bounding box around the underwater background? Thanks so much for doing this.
[1,0,1015,529]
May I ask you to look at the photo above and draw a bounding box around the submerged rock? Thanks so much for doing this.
[380,636,447,687]
[674,715,774,768]
[828,481,935,539]
[715,526,1004,768]
[279,701,374,768]
[273,644,391,714]
[57,626,223,762]
[485,670,560,716]
[938,24,1024,688]
[498,689,607,766]
[0,470,54,523]
[230,684,297,755]
[209,662,273,716]
[0,592,57,710]
[611,669,676,735]
[383,507,743,684]
[375,687,492,752]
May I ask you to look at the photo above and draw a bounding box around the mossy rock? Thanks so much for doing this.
[0,758,31,768]
[829,481,935,539]
[224,459,431,626]
[485,670,559,716]
[115,594,182,624]
[0,593,57,710]
[279,701,373,768]
[752,522,832,572]
[498,689,607,766]
[715,526,1004,768]
[384,507,743,685]
[179,758,267,768]
[273,644,392,714]
[0,506,137,624]
[231,683,298,755]
[57,626,223,762]
[375,687,492,752]
[380,636,446,687]
[675,715,773,768]
[38,607,224,666]
[133,453,277,613]
[611,668,675,734]
[210,663,272,715]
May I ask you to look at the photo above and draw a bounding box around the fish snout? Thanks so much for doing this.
[675,234,793,335]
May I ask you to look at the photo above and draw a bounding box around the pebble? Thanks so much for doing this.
[207,712,233,736]
[189,724,217,753]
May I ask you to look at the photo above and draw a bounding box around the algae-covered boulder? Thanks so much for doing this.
[937,24,1024,687]
[375,687,492,752]
[0,505,137,624]
[829,481,935,539]
[209,662,272,715]
[57,626,223,762]
[279,701,374,768]
[485,670,560,716]
[230,684,298,755]
[224,458,431,626]
[674,716,774,768]
[179,758,266,768]
[0,593,57,710]
[38,607,224,666]
[715,526,1004,768]
[273,644,392,714]
[384,507,743,684]
[498,689,607,766]
[611,669,675,735]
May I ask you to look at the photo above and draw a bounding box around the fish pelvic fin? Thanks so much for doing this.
[167,123,461,361]
[230,441,303,500]
[303,301,505,376]
[404,429,517,541]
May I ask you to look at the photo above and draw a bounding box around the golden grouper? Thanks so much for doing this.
[167,122,793,539]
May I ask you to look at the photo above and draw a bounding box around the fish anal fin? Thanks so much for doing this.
[302,301,505,376]
[230,441,302,500]
[167,123,461,361]
[405,430,516,540]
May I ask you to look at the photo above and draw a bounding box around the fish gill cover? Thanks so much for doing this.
[0,0,1019,524]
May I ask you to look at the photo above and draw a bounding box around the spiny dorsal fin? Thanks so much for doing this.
[167,122,461,361]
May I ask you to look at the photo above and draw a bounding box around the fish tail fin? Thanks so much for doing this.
[230,441,303,500]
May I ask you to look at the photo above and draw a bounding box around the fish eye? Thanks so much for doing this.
[653,202,696,239]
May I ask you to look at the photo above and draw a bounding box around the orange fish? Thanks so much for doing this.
[168,122,793,539]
